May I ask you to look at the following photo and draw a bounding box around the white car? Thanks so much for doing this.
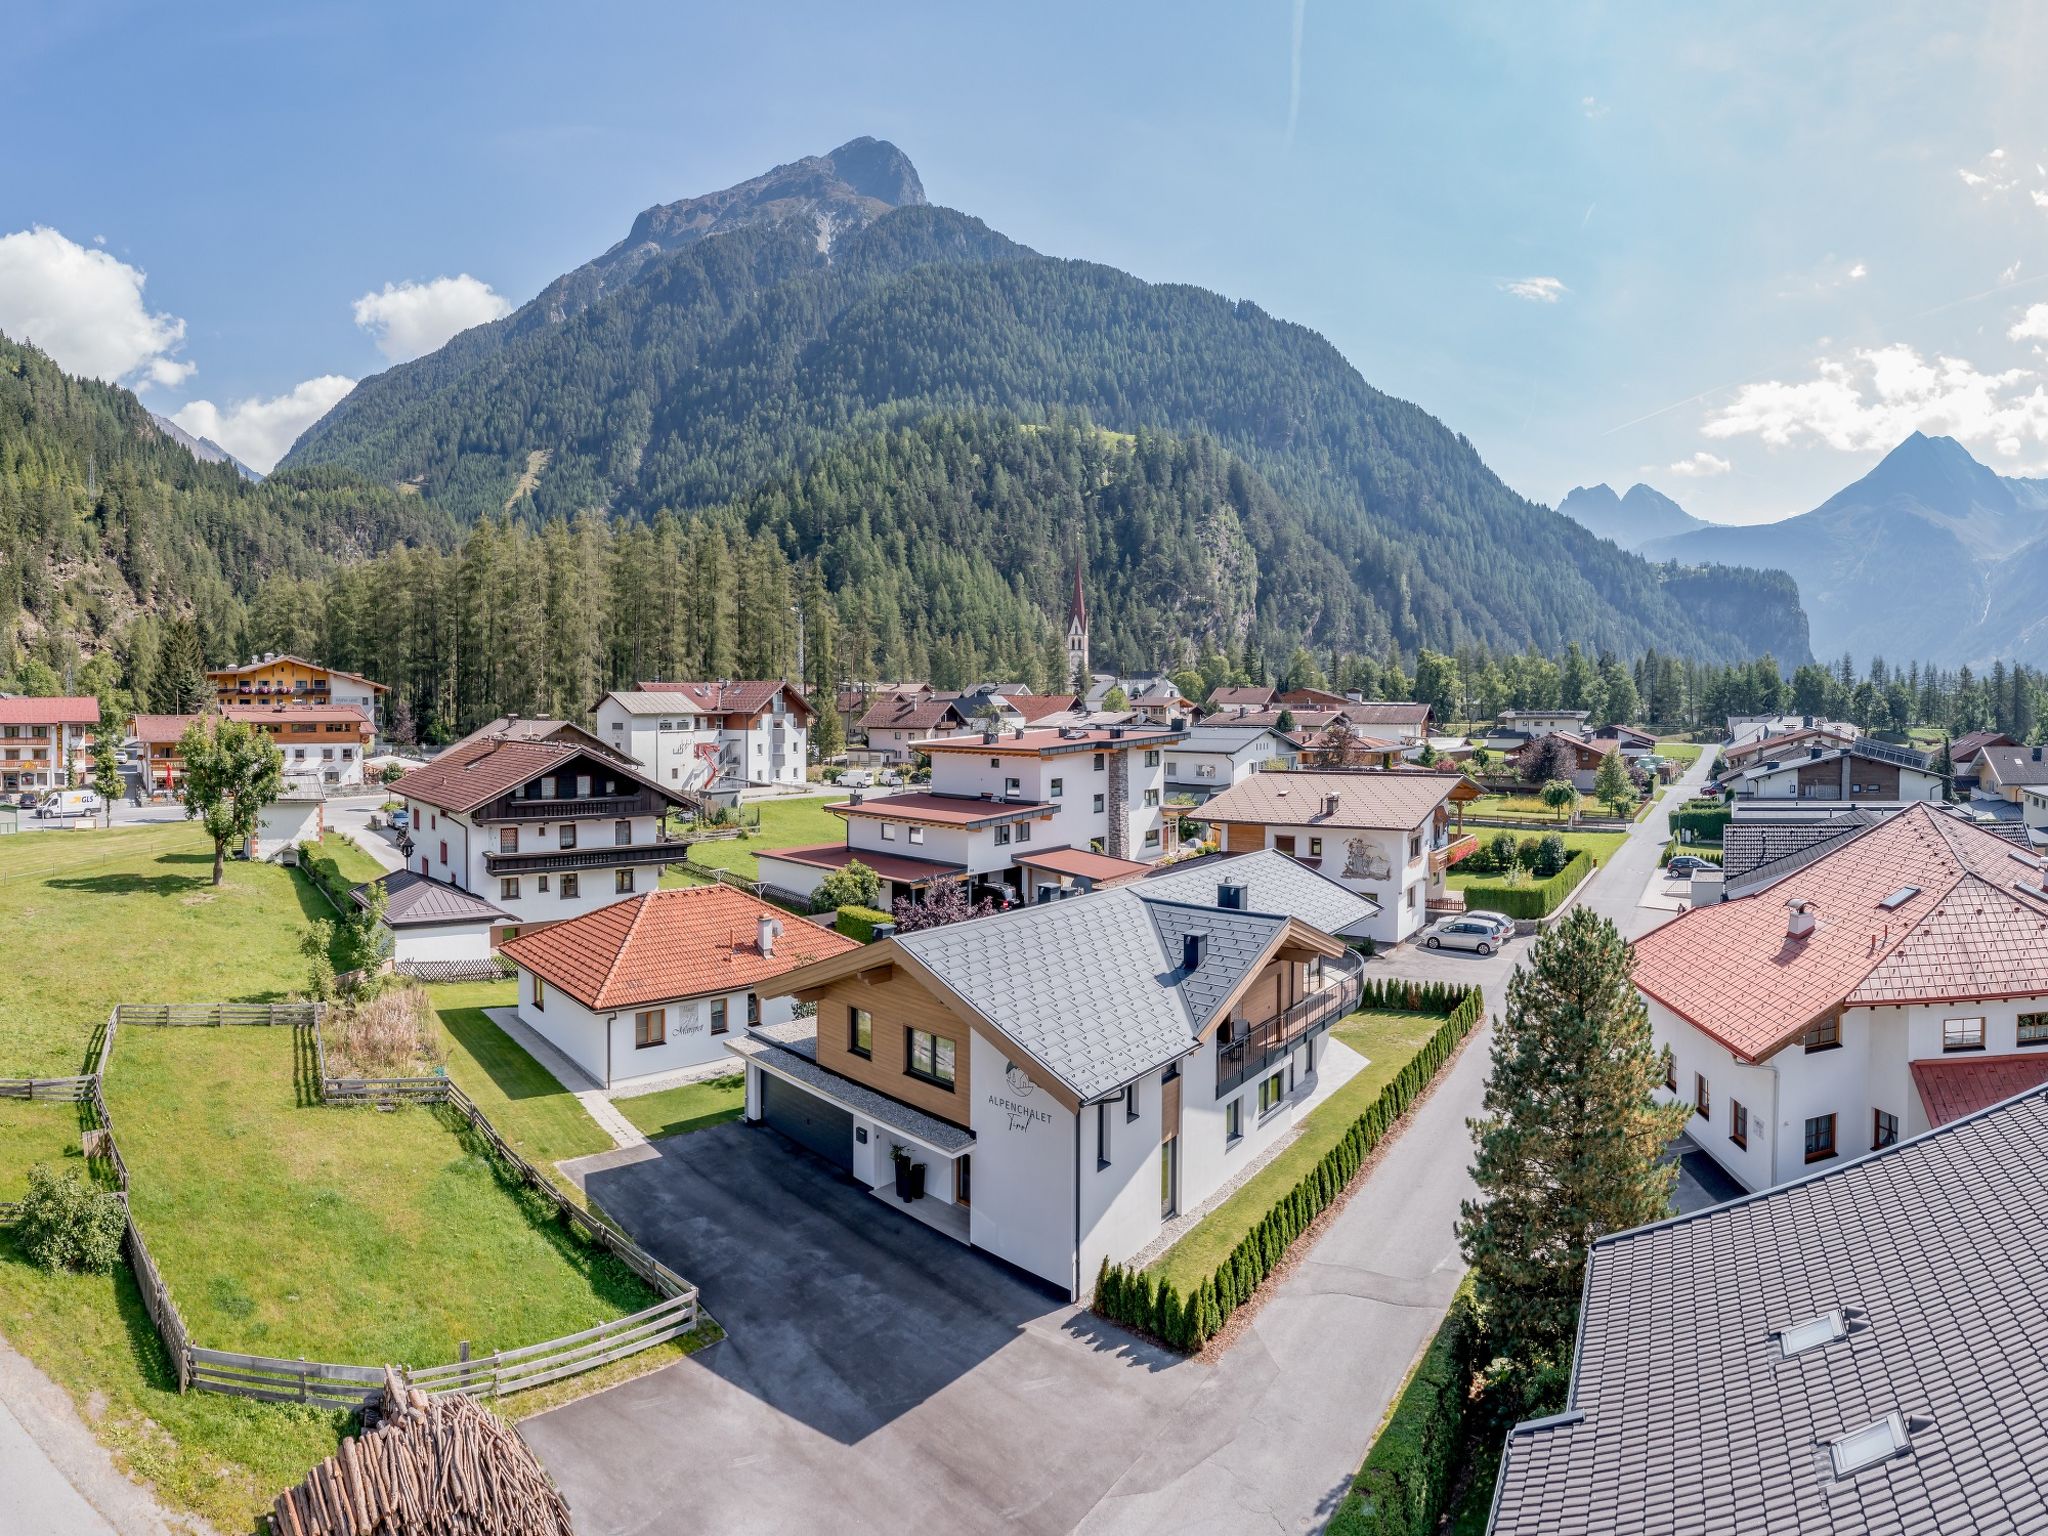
[838,769,874,789]
[1422,915,1502,955]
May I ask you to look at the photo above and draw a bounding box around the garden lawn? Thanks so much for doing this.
[1149,1010,1443,1293]
[1653,737,1704,764]
[0,1096,96,1200]
[616,1074,746,1140]
[0,822,343,1076]
[1446,829,1626,892]
[684,795,846,882]
[1466,791,1581,823]
[308,832,387,886]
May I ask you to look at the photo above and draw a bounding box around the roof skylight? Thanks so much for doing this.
[1775,1310,1847,1358]
[1829,1412,1910,1478]
[1878,885,1921,910]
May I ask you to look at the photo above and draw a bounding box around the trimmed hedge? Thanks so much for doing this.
[1671,805,1730,841]
[1093,985,1484,1353]
[835,904,894,942]
[300,845,358,912]
[1455,850,1592,920]
[1661,840,1724,867]
[1326,1280,1479,1536]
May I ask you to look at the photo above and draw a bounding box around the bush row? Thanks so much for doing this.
[1326,1280,1479,1536]
[1462,831,1570,879]
[1661,840,1724,867]
[1456,850,1593,919]
[1092,986,1484,1353]
[1355,976,1474,1015]
[299,845,357,912]
[834,904,894,942]
[1671,805,1730,841]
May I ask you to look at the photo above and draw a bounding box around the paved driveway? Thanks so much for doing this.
[523,1125,1197,1536]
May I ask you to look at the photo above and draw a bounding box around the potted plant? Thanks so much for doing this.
[891,1142,915,1200]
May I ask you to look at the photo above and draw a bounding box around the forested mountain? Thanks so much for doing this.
[283,140,1808,668]
[0,331,450,687]
[1557,482,1708,548]
[1643,433,2048,666]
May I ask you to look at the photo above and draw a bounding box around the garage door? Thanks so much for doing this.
[759,1072,854,1171]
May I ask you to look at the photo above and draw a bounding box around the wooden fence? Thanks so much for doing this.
[68,1004,701,1410]
[0,1076,95,1101]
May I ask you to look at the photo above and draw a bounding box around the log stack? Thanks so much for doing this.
[269,1369,575,1535]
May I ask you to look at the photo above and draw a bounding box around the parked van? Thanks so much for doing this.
[42,788,104,818]
[838,769,874,789]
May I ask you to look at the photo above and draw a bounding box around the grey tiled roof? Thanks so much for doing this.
[1721,810,1883,890]
[1491,1084,2048,1536]
[354,869,510,927]
[1140,848,1380,936]
[726,1027,974,1154]
[895,886,1288,1101]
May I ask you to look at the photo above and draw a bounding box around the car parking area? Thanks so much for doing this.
[523,1122,1195,1536]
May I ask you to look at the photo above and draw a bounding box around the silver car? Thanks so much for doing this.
[1422,916,1502,955]
[1464,910,1515,937]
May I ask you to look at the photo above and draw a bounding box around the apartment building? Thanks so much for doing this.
[131,703,374,790]
[393,733,695,932]
[595,679,811,789]
[0,696,100,793]
[738,850,1374,1298]
[207,654,386,724]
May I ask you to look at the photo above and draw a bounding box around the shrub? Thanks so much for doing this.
[1515,835,1544,870]
[1326,1281,1479,1536]
[813,859,882,914]
[1532,833,1568,878]
[835,904,894,942]
[1483,831,1519,872]
[331,984,440,1076]
[1093,986,1483,1352]
[1458,850,1593,919]
[17,1163,125,1274]
[1671,805,1730,841]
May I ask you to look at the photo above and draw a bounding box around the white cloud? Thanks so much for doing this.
[0,225,190,387]
[1668,451,1733,478]
[1959,169,1990,187]
[1847,261,1868,280]
[2010,304,2048,342]
[1701,343,2048,454]
[351,274,510,363]
[1502,275,1567,303]
[2003,258,2024,283]
[172,376,355,473]
[1581,95,1609,120]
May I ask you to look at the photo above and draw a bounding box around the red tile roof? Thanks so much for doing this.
[1911,1053,2048,1128]
[224,703,372,727]
[1633,804,2048,1060]
[1007,694,1079,722]
[632,679,810,720]
[1206,686,1276,710]
[394,736,681,815]
[755,843,966,884]
[831,791,1054,827]
[130,712,204,743]
[1011,846,1152,884]
[0,695,100,725]
[499,885,860,1010]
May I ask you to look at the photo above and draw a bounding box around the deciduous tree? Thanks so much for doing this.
[178,717,284,884]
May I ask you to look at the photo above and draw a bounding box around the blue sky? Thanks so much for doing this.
[5,2,2047,520]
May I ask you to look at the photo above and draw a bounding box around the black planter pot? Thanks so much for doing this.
[908,1162,927,1201]
[894,1160,914,1200]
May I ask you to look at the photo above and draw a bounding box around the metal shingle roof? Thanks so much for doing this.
[1491,1086,2048,1536]
[1139,848,1381,935]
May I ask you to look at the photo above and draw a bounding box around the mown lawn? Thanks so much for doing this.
[0,1096,96,1201]
[617,1073,746,1140]
[1653,737,1705,764]
[1467,791,1580,823]
[0,822,341,1075]
[683,795,846,882]
[1446,829,1627,892]
[1149,1010,1445,1293]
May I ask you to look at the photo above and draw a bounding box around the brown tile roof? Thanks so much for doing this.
[631,679,810,720]
[130,712,205,743]
[1951,730,2017,766]
[500,885,859,1010]
[1195,769,1459,830]
[1911,1052,2048,1128]
[913,725,1186,757]
[1331,700,1432,726]
[0,695,100,726]
[1205,686,1275,710]
[223,703,372,727]
[831,791,1054,828]
[1007,694,1079,722]
[1633,803,2048,1060]
[394,736,681,816]
[207,655,388,691]
[1011,846,1153,885]
[858,696,969,732]
[755,843,966,885]
[1278,687,1351,708]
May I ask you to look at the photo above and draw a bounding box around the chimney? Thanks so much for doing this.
[1322,792,1341,818]
[982,728,999,744]
[848,789,864,805]
[1786,898,1818,940]
[1217,881,1247,910]
[1013,726,1025,739]
[1170,715,1188,731]
[756,913,781,957]
[1110,726,1126,740]
[2035,747,2044,763]
[1809,746,1823,759]
[1183,934,1207,971]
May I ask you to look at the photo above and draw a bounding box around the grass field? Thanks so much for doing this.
[0,1097,96,1201]
[1447,829,1627,892]
[1652,737,1705,764]
[1149,1010,1444,1293]
[1467,791,1580,823]
[617,1073,746,1140]
[683,795,846,883]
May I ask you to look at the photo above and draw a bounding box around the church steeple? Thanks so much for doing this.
[1065,556,1090,689]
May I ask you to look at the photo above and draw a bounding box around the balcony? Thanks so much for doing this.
[481,791,666,821]
[1431,833,1479,872]
[1215,953,1365,1099]
[481,837,686,876]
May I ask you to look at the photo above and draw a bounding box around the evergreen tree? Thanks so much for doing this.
[153,618,209,714]
[1593,748,1634,818]
[1458,907,1689,1372]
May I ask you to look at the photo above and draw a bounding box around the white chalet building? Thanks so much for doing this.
[393,734,695,935]
[740,850,1376,1298]
[1164,723,1299,801]
[756,723,1186,910]
[1638,802,2048,1192]
[596,679,812,791]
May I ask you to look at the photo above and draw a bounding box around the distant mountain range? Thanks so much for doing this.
[149,412,263,482]
[278,137,1808,667]
[1640,433,2048,667]
[1557,482,1709,549]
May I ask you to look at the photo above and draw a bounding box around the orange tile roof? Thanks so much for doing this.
[757,843,966,884]
[1911,1053,2048,1127]
[500,885,860,1010]
[1007,694,1079,722]
[130,712,205,743]
[831,791,1053,827]
[1633,804,2048,1060]
[223,703,372,727]
[1011,845,1153,884]
[0,696,99,726]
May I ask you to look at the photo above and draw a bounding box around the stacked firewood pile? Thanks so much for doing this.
[269,1369,574,1535]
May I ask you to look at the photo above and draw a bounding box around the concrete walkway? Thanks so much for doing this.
[483,1006,646,1150]
[0,1333,209,1536]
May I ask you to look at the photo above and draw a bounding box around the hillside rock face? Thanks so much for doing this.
[279,140,1809,667]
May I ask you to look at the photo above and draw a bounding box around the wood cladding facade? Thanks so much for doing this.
[809,965,978,1128]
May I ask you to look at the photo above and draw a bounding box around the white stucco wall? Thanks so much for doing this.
[252,798,324,860]
[407,806,664,926]
[517,967,785,1087]
[392,924,495,966]
[966,1032,1081,1295]
[1229,823,1427,944]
